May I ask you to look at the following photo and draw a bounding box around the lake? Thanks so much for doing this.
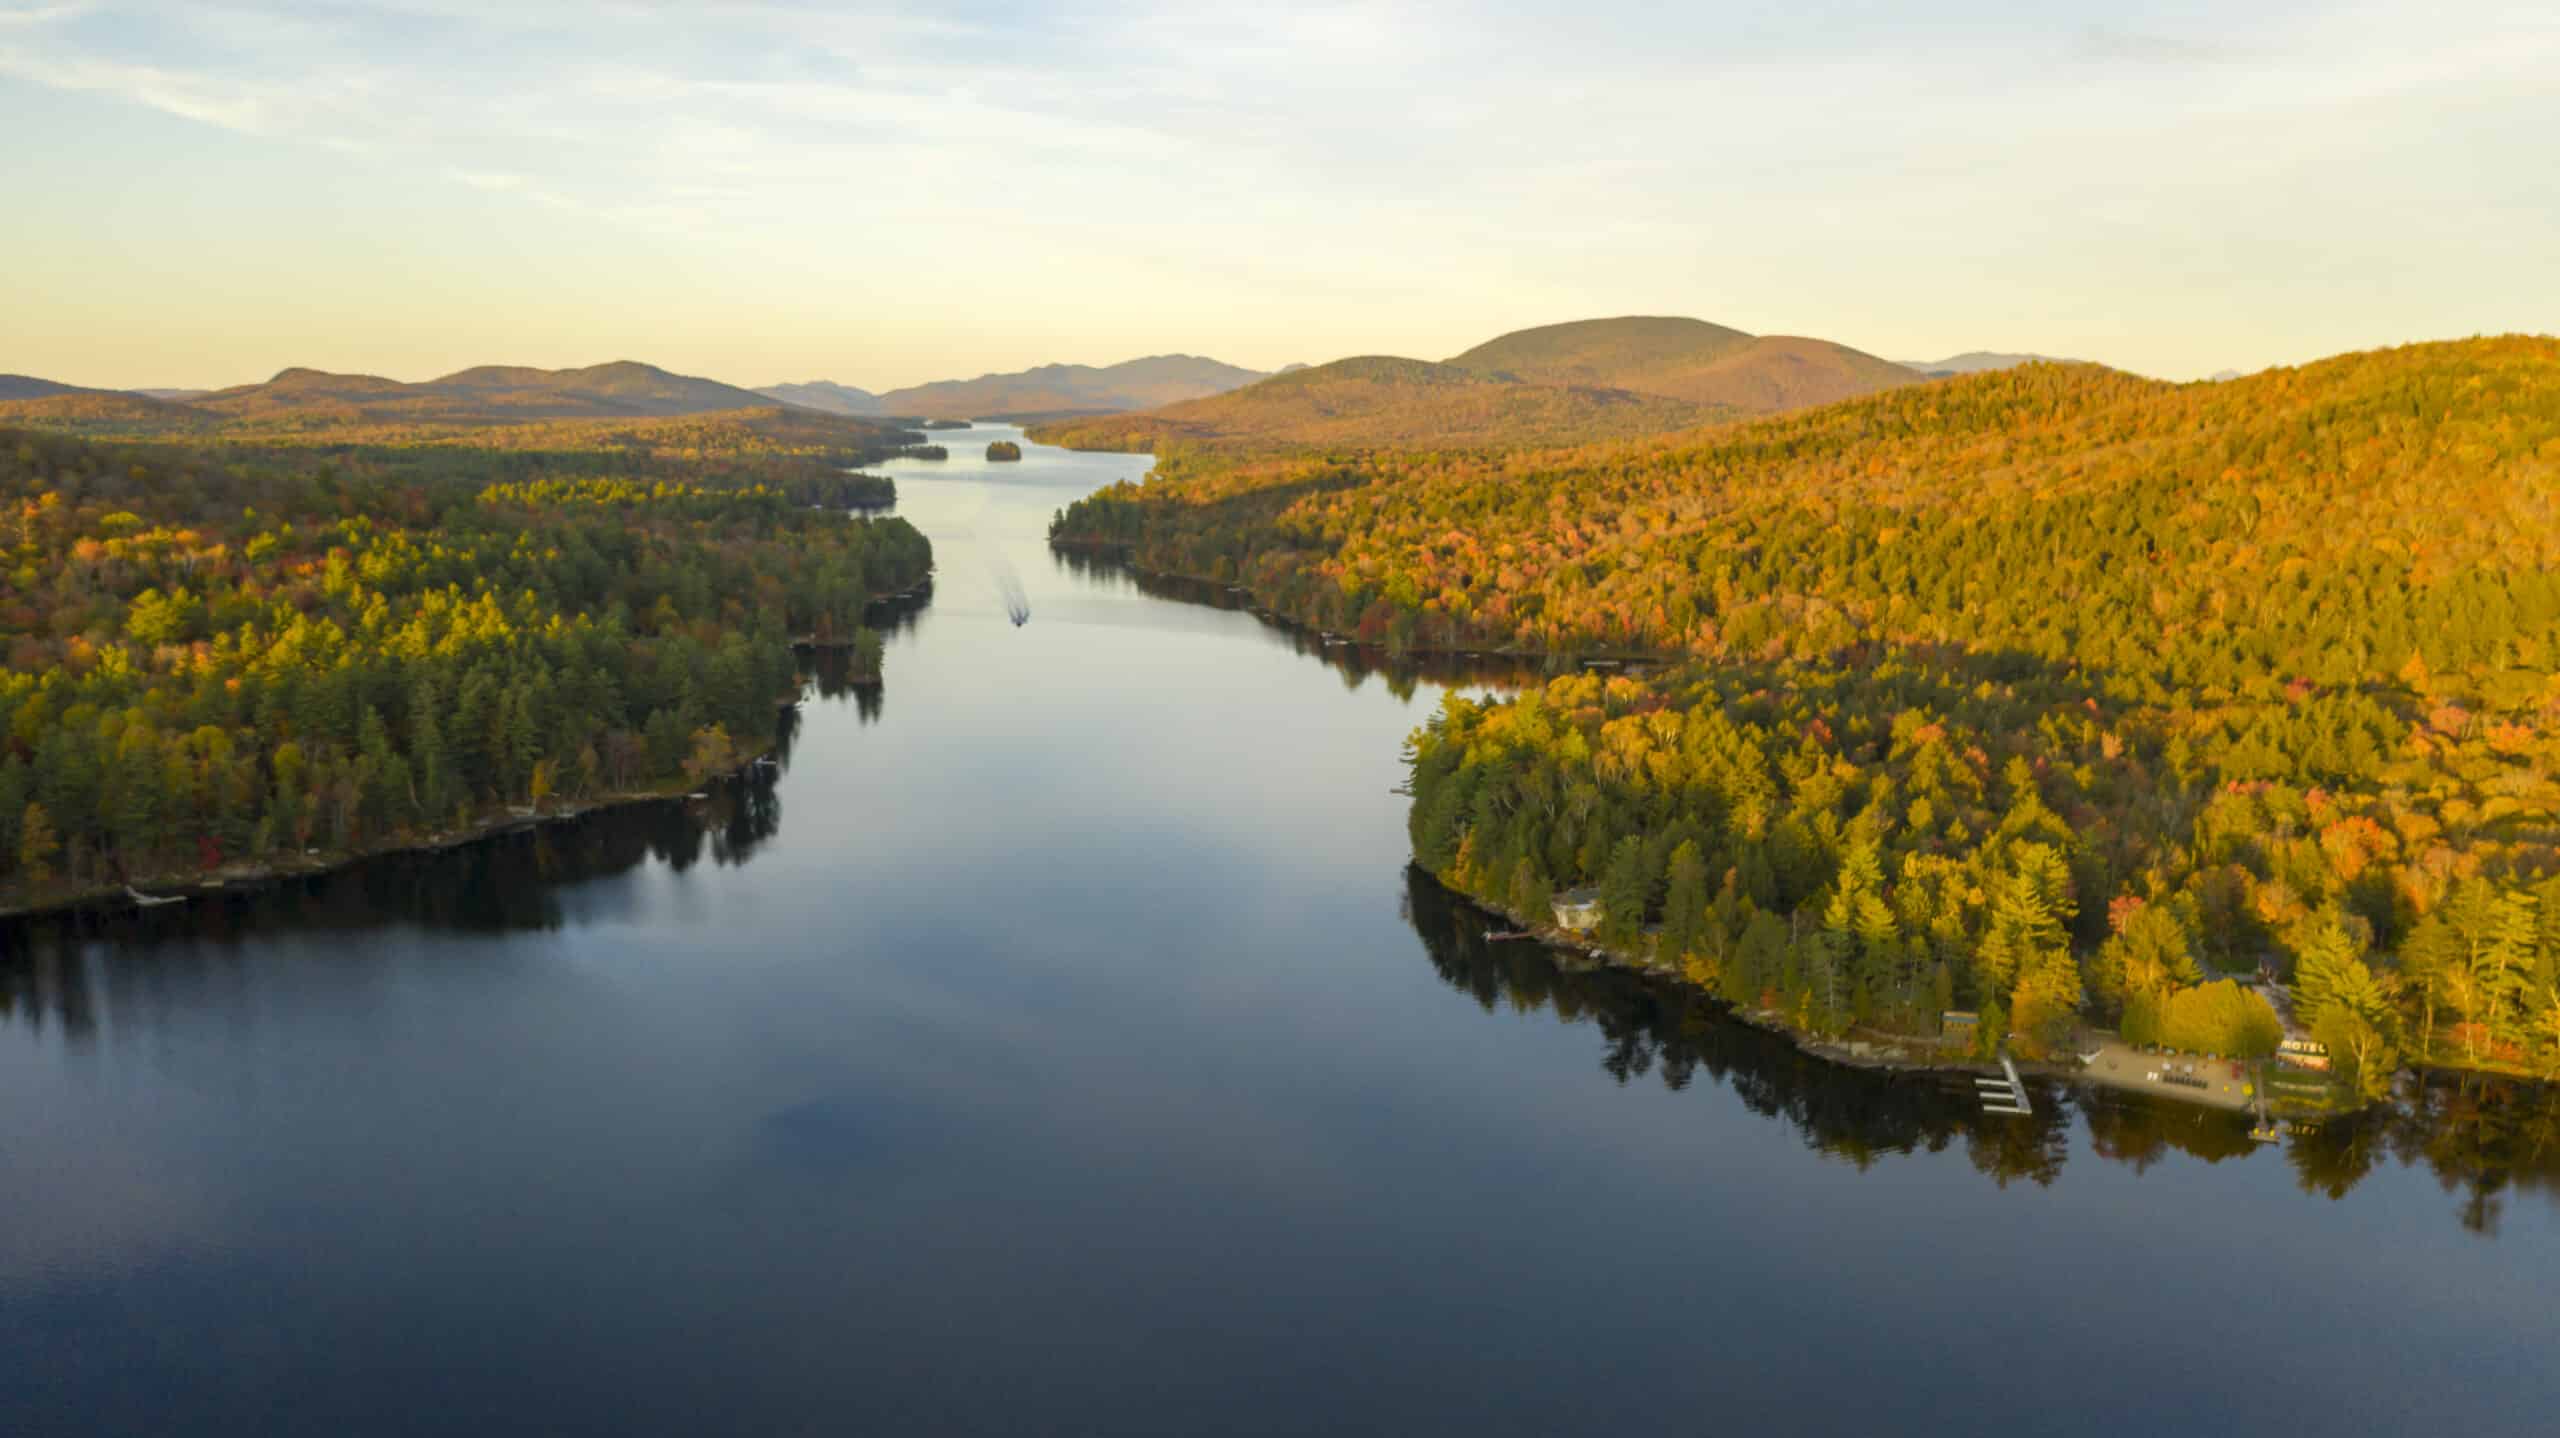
[5,426,2556,1436]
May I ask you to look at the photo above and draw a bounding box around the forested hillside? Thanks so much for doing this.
[1448,317,1918,411]
[1032,316,1917,456]
[1031,356,1717,452]
[0,390,220,436]
[260,405,922,467]
[0,388,921,478]
[0,427,930,911]
[0,376,107,401]
[1054,337,2560,1083]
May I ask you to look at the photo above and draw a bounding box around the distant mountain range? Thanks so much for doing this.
[1036,316,1930,452]
[753,357,1272,420]
[5,352,1268,439]
[193,360,785,427]
[5,337,2123,449]
[1895,351,2081,377]
[757,357,1273,419]
[1032,355,1715,452]
[0,360,916,441]
[862,355,1268,420]
[754,380,882,416]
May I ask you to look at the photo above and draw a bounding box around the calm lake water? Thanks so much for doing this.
[6,427,2557,1436]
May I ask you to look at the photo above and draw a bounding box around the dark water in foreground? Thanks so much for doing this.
[6,428,2558,1436]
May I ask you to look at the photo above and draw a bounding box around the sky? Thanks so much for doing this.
[4,0,2556,390]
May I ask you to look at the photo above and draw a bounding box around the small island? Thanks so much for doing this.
[921,418,971,431]
[985,440,1023,461]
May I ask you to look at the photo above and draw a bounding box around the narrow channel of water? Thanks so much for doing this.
[5,426,2556,1436]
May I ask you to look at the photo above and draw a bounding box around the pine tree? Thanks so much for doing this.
[1659,840,1709,966]
[1597,834,1651,947]
[1730,908,1785,1009]
[1507,856,1552,928]
[2293,917,2365,1025]
[2100,903,2201,1008]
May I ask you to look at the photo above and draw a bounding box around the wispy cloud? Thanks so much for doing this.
[7,2,2548,214]
[0,1,95,25]
[443,166,524,191]
[0,49,277,130]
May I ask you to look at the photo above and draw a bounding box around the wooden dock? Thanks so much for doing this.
[1976,1055,2033,1117]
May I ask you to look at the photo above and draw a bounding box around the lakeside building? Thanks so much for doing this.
[1551,888,1603,933]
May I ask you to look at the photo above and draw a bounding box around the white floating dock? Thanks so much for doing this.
[1976,1055,2033,1117]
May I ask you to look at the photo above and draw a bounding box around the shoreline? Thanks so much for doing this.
[1424,874,2369,1124]
[1074,543,2545,1106]
[1047,539,1662,671]
[0,744,783,927]
[1433,870,2007,1076]
[1058,540,2417,1115]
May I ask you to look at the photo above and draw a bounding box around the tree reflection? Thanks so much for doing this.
[0,667,843,1039]
[0,773,782,1035]
[2395,1075,2560,1237]
[1405,864,1990,1171]
[2286,1107,2392,1199]
[802,649,888,724]
[1401,864,2560,1227]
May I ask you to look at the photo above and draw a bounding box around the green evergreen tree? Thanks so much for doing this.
[1597,834,1651,947]
[1507,856,1553,928]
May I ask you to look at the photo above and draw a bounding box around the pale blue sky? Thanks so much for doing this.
[5,0,2554,389]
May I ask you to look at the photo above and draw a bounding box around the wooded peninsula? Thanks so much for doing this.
[1050,335,2560,1095]
[0,413,930,915]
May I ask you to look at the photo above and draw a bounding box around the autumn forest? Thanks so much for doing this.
[1052,337,2560,1089]
[0,421,929,910]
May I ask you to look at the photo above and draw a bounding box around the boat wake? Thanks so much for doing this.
[987,549,1031,626]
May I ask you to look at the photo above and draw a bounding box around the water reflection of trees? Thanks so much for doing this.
[0,771,786,1040]
[0,653,884,1038]
[861,585,929,644]
[1402,864,2047,1176]
[801,649,887,721]
[1401,866,2560,1228]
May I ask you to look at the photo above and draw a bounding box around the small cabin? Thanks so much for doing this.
[1552,887,1603,933]
[1940,1011,1980,1046]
